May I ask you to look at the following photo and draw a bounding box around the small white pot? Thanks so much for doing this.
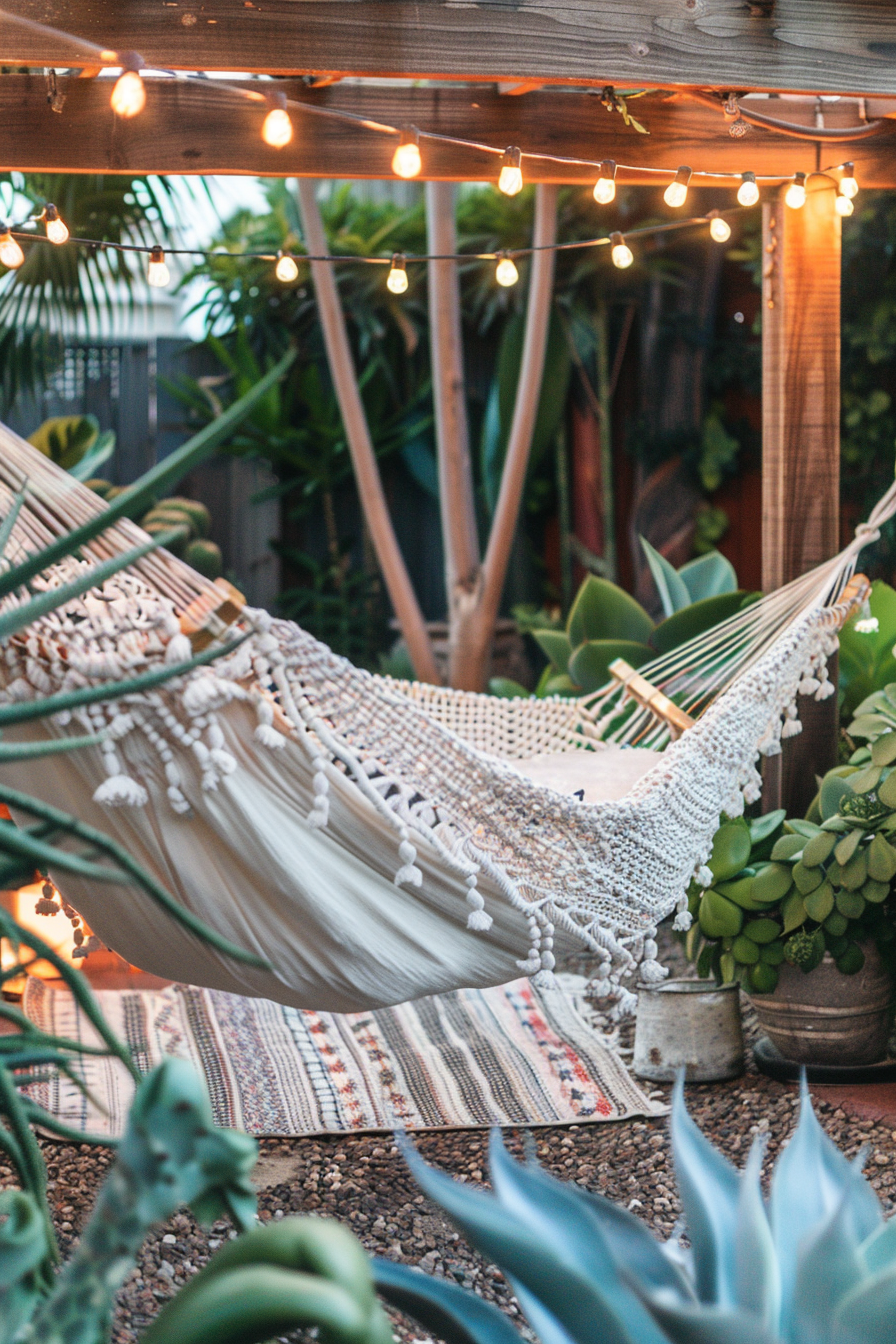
[633,978,744,1082]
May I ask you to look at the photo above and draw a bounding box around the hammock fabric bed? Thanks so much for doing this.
[0,424,892,1013]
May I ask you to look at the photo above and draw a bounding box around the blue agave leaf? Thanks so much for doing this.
[372,1258,524,1344]
[858,1218,896,1277]
[643,1294,781,1344]
[770,1077,881,1337]
[734,1138,780,1332]
[670,1077,740,1306]
[831,1263,896,1344]
[490,1133,691,1303]
[510,1280,582,1344]
[677,552,738,604]
[790,1195,865,1344]
[401,1136,659,1344]
[640,536,691,617]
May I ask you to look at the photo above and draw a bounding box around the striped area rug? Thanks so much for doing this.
[22,977,664,1137]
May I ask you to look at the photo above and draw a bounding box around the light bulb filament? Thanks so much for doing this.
[275,251,299,283]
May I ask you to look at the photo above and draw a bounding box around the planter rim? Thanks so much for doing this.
[637,977,738,996]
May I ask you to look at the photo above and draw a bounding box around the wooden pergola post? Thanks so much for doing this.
[762,178,841,813]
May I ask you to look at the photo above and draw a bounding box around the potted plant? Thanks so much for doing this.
[684,687,896,1067]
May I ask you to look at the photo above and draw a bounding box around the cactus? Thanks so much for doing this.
[379,1077,896,1344]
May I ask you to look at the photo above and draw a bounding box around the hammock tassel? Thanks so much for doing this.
[254,700,286,749]
[395,835,423,888]
[465,878,493,932]
[93,741,148,808]
[307,757,331,829]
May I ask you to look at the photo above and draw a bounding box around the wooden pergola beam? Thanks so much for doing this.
[5,0,896,97]
[2,77,896,184]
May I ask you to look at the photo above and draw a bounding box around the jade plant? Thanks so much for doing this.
[686,684,896,994]
[527,544,756,697]
[382,1077,896,1344]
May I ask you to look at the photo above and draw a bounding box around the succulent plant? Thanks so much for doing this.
[527,545,756,697]
[383,1077,896,1344]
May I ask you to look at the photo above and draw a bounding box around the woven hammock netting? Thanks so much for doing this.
[0,423,893,1012]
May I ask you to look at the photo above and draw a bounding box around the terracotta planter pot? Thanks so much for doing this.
[749,941,893,1066]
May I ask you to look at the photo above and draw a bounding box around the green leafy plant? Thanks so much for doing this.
[382,1077,896,1344]
[527,550,755,697]
[838,580,896,720]
[27,414,115,479]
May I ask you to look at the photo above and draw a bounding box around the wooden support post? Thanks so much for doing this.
[761,179,841,813]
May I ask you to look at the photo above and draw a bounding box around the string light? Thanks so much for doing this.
[498,146,523,197]
[147,245,170,287]
[392,128,422,180]
[593,160,617,205]
[386,253,409,294]
[610,231,634,269]
[663,166,692,209]
[839,163,859,199]
[110,69,146,118]
[737,172,760,207]
[262,95,293,149]
[785,172,807,209]
[495,252,519,287]
[43,204,68,245]
[835,192,854,217]
[275,251,299,283]
[708,210,731,243]
[0,228,24,269]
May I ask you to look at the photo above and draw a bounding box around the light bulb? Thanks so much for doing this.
[737,172,759,207]
[262,106,293,149]
[386,253,408,294]
[785,173,807,209]
[593,160,617,205]
[392,130,421,180]
[0,229,24,269]
[709,213,731,243]
[835,193,854,217]
[840,164,859,199]
[610,232,633,269]
[663,166,691,209]
[44,204,68,245]
[111,69,146,118]
[498,146,523,197]
[275,251,299,283]
[495,254,519,287]
[147,245,170,288]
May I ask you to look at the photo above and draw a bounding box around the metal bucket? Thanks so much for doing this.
[633,978,744,1082]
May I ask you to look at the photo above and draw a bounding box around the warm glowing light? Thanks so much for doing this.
[498,146,523,197]
[737,172,760,207]
[0,229,24,269]
[262,106,293,148]
[835,193,854,217]
[840,164,859,199]
[44,204,68,245]
[610,231,633,269]
[785,173,807,209]
[275,251,299,283]
[663,166,691,209]
[495,254,519,287]
[593,160,617,205]
[386,253,409,294]
[392,130,422,180]
[147,245,170,287]
[111,69,146,118]
[709,213,731,243]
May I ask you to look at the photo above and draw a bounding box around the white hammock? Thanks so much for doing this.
[0,424,892,1012]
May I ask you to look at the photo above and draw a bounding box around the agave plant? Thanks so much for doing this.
[526,545,756,697]
[377,1078,896,1344]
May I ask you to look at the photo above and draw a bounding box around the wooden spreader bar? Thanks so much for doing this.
[607,658,696,739]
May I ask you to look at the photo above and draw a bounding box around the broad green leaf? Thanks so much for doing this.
[567,576,654,648]
[650,592,759,657]
[533,630,573,673]
[568,640,655,694]
[488,678,531,700]
[678,551,739,603]
[820,772,856,821]
[69,429,116,482]
[708,821,752,881]
[639,535,690,618]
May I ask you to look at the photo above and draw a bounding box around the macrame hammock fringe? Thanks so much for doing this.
[0,422,893,1014]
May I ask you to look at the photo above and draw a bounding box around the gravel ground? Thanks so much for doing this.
[5,929,896,1342]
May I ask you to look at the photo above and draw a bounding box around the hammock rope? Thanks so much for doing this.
[0,422,893,1013]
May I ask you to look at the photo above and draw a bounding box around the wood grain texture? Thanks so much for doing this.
[6,0,896,95]
[2,76,896,183]
[761,181,840,593]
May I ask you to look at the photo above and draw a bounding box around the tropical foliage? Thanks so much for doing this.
[838,580,896,720]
